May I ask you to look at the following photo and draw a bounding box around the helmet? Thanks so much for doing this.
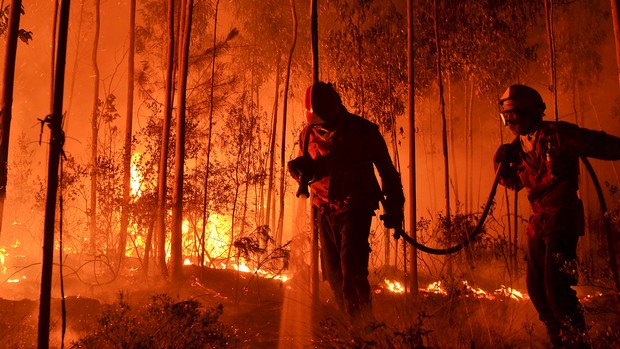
[304,81,342,124]
[499,84,546,114]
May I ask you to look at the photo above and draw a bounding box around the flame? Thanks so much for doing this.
[184,258,191,265]
[426,281,447,295]
[422,280,526,301]
[384,279,405,293]
[0,247,7,274]
[494,285,526,300]
[130,152,143,196]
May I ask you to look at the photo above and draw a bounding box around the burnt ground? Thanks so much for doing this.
[1,264,620,348]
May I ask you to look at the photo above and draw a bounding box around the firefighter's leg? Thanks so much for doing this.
[544,235,590,349]
[339,210,373,322]
[317,210,345,310]
[526,236,563,347]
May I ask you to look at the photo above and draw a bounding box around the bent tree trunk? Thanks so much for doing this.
[0,0,23,234]
[38,0,71,346]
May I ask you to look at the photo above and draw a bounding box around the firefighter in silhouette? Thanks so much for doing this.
[288,81,404,322]
[494,84,620,348]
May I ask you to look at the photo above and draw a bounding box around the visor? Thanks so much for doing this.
[305,110,325,125]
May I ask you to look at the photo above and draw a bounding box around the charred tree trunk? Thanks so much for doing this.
[433,0,450,224]
[276,0,297,247]
[310,0,319,299]
[544,0,558,121]
[155,0,176,279]
[610,0,620,88]
[201,0,219,269]
[89,0,101,254]
[265,59,281,230]
[118,0,136,272]
[407,0,418,296]
[0,0,23,234]
[170,0,193,282]
[38,0,70,346]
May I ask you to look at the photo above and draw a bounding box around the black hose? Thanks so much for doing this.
[393,161,506,255]
[580,157,620,297]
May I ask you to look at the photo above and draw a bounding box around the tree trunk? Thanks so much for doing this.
[0,0,22,234]
[544,0,558,121]
[407,0,418,296]
[201,0,219,269]
[265,59,281,230]
[89,0,101,254]
[611,0,620,88]
[433,0,450,224]
[276,0,297,248]
[155,0,176,279]
[38,0,70,346]
[170,0,193,282]
[309,0,320,300]
[118,0,136,273]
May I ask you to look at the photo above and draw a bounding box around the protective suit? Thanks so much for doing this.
[494,84,620,348]
[288,81,404,321]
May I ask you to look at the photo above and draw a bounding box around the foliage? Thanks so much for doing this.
[71,293,237,349]
[316,312,432,348]
[0,4,33,43]
[324,0,407,132]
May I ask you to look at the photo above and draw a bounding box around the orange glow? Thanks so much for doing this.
[384,279,405,293]
[130,152,143,196]
[423,280,527,301]
[0,247,7,274]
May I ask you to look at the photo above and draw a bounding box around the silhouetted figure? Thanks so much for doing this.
[288,81,404,323]
[494,84,620,349]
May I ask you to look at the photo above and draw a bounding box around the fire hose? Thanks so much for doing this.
[392,156,618,280]
[387,161,507,255]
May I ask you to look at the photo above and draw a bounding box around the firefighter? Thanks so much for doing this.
[287,81,404,323]
[493,84,620,348]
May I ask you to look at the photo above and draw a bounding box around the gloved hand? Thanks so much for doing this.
[381,201,404,229]
[287,156,314,183]
[493,143,520,166]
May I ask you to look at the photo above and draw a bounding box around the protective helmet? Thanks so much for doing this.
[304,81,342,124]
[499,84,546,114]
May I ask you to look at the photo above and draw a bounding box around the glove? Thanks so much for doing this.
[287,156,314,183]
[381,200,404,229]
[494,143,520,166]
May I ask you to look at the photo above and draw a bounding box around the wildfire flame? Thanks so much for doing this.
[130,152,143,197]
[422,280,527,301]
[384,279,405,294]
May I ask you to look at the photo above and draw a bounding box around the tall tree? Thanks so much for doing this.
[433,0,451,226]
[38,0,70,346]
[89,0,101,253]
[170,0,194,281]
[201,0,219,269]
[612,0,620,88]
[407,0,418,296]
[276,0,297,247]
[0,0,23,234]
[119,0,137,271]
[153,0,176,279]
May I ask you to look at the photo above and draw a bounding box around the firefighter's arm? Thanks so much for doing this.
[572,123,620,160]
[371,127,405,228]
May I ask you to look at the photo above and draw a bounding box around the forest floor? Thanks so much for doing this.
[0,263,619,348]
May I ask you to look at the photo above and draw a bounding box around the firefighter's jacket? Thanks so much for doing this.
[496,121,620,238]
[297,111,404,214]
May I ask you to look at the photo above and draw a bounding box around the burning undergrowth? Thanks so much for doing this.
[0,260,619,348]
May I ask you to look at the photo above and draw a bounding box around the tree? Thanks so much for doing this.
[89,0,101,253]
[0,0,28,233]
[118,0,137,271]
[170,0,194,282]
[38,0,70,346]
